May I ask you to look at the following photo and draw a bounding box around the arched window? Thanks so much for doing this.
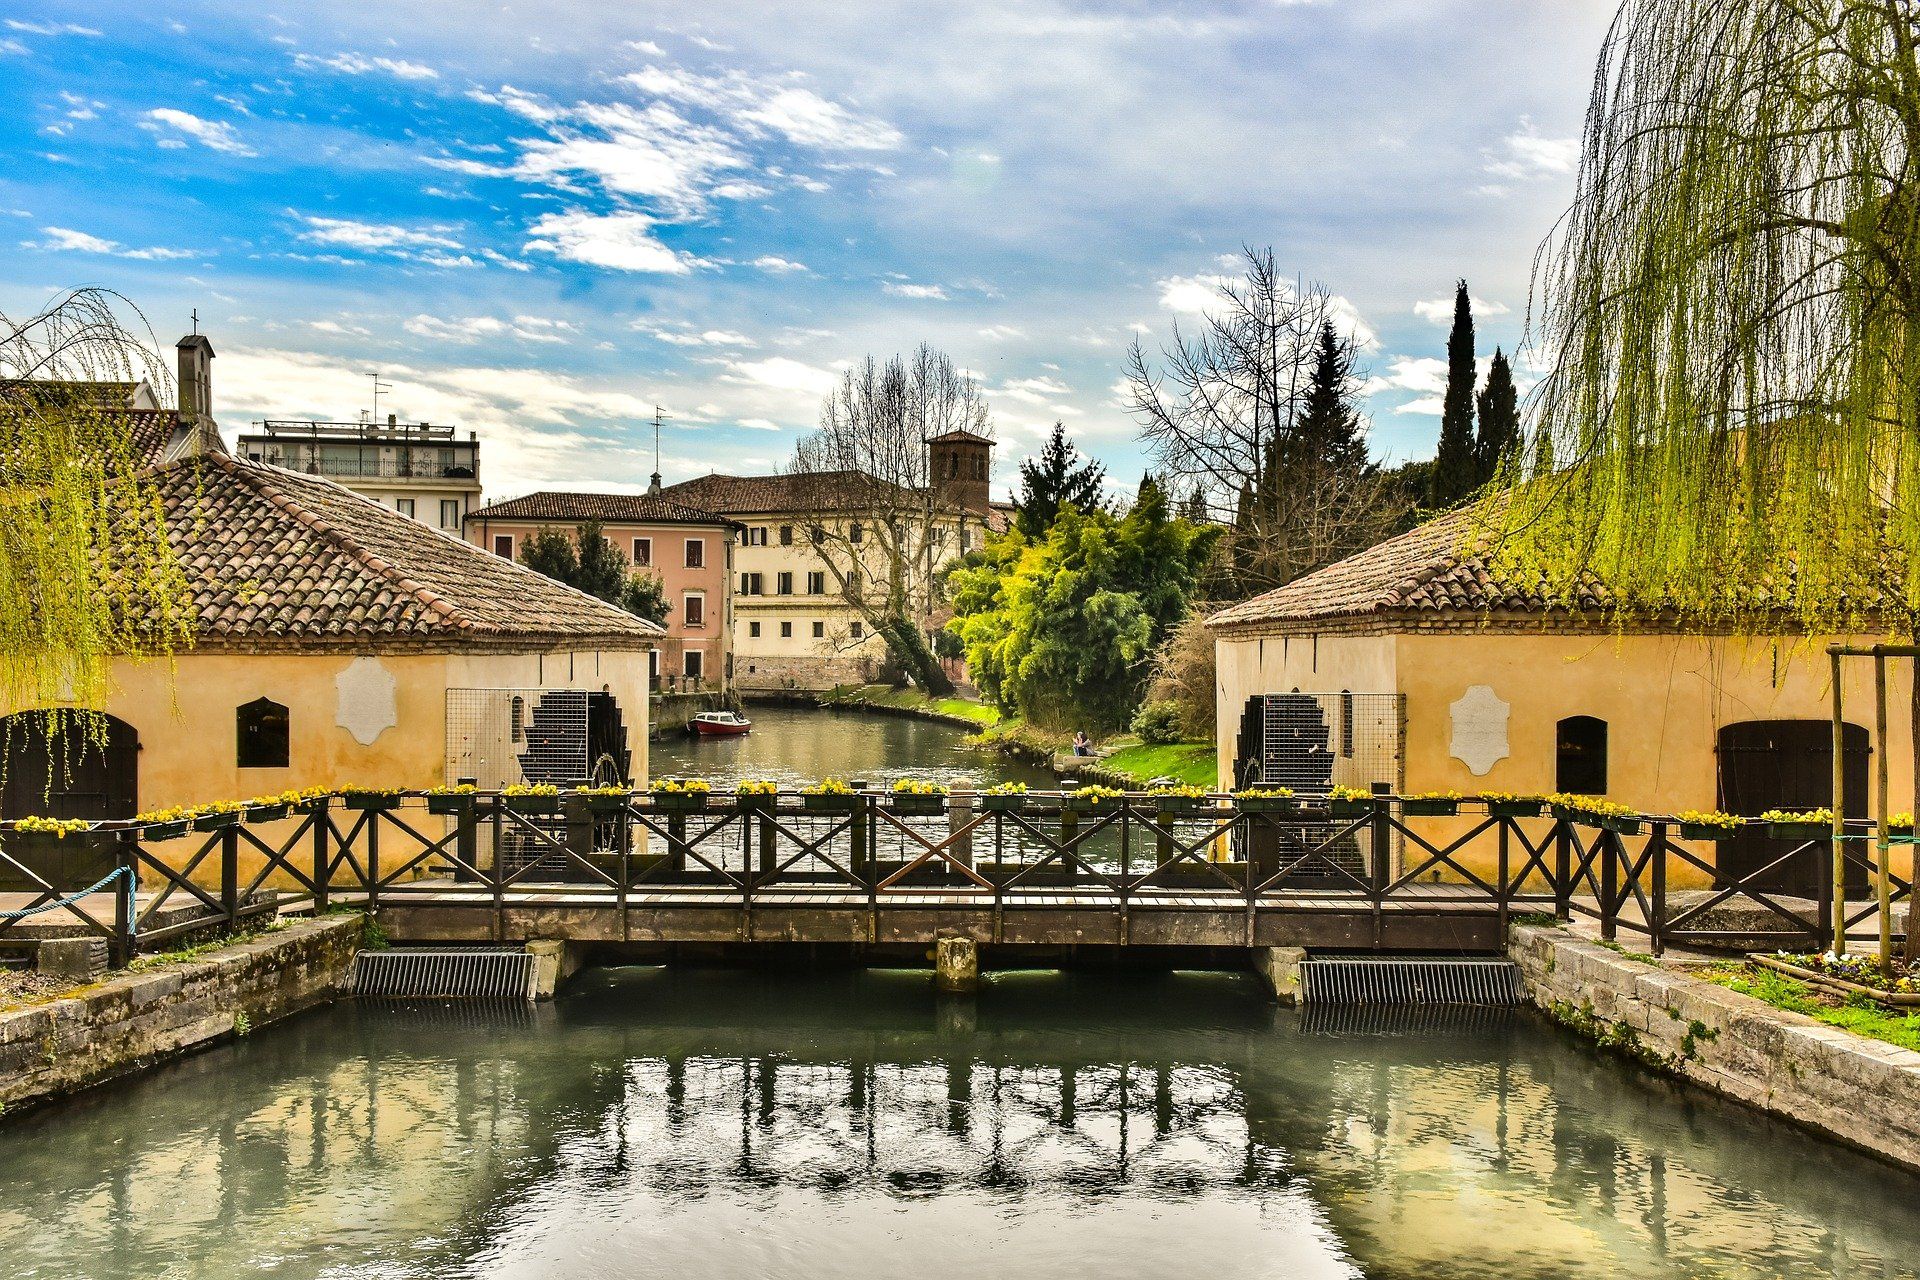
[1339,690,1354,759]
[1556,716,1608,795]
[510,695,526,744]
[236,697,289,768]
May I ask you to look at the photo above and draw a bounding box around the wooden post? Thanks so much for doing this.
[1554,817,1571,922]
[1650,821,1667,957]
[1600,829,1618,942]
[455,778,478,885]
[220,825,239,932]
[311,797,331,913]
[1875,650,1893,970]
[111,843,134,969]
[1832,648,1848,955]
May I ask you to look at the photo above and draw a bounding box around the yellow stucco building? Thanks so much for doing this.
[1208,507,1915,888]
[1,335,661,832]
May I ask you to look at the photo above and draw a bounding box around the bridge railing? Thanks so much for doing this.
[0,788,1903,964]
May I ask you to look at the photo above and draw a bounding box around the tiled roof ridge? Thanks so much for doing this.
[217,455,474,632]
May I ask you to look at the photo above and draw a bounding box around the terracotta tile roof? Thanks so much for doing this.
[1206,506,1610,632]
[156,456,661,648]
[656,470,914,514]
[468,490,737,527]
[927,428,993,444]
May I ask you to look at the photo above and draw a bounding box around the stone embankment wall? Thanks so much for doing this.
[1511,924,1920,1171]
[0,914,359,1115]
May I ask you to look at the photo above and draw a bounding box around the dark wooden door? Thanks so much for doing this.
[0,711,139,821]
[1716,719,1867,896]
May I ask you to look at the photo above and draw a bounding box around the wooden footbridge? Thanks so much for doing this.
[5,785,1908,968]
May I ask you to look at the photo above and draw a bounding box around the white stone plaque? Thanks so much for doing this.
[335,657,398,746]
[1448,684,1510,776]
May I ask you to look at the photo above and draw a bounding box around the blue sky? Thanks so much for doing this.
[1,1,1616,498]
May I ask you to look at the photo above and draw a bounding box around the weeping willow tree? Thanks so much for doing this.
[1487,0,1920,635]
[0,288,195,750]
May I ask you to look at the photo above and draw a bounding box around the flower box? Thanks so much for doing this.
[1487,800,1544,819]
[504,793,561,816]
[980,794,1027,814]
[1401,798,1459,817]
[1155,797,1204,817]
[245,802,290,823]
[888,795,947,816]
[193,810,241,832]
[804,793,859,814]
[141,819,190,842]
[648,792,708,814]
[1063,796,1120,814]
[1236,795,1297,815]
[1598,814,1642,836]
[427,793,475,816]
[734,793,777,814]
[1330,798,1373,818]
[343,794,400,813]
[1679,821,1736,842]
[293,797,329,815]
[1769,821,1830,842]
[585,792,632,814]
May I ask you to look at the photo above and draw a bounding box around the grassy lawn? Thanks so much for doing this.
[823,684,1002,728]
[1696,961,1920,1053]
[1098,741,1218,788]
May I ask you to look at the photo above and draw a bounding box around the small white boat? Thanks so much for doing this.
[690,711,753,737]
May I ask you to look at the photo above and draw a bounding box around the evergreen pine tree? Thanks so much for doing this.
[1428,279,1479,506]
[1474,348,1521,483]
[1013,421,1107,537]
[573,520,630,603]
[1295,319,1369,471]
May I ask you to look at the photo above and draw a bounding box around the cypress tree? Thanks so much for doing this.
[1428,279,1479,506]
[1014,421,1106,537]
[1474,348,1521,483]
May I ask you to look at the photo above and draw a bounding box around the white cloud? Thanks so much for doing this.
[623,64,902,151]
[978,324,1025,340]
[1156,273,1235,316]
[523,209,697,274]
[294,51,439,80]
[26,225,194,260]
[627,39,666,56]
[1393,395,1445,416]
[645,327,757,347]
[1362,355,1448,397]
[736,417,782,431]
[1414,294,1511,324]
[883,281,948,300]
[5,19,101,36]
[447,92,751,216]
[298,214,463,252]
[1483,117,1577,182]
[141,108,253,156]
[998,375,1073,406]
[749,255,807,273]
[724,356,838,397]
[405,314,576,343]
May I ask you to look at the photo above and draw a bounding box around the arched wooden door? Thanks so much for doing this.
[1716,719,1867,896]
[0,710,140,822]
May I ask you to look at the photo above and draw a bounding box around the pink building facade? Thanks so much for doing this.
[465,492,738,690]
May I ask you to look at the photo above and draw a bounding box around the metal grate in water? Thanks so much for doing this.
[351,949,536,999]
[1299,957,1524,1006]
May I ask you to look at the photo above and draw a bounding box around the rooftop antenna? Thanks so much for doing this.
[369,372,392,425]
[647,405,668,494]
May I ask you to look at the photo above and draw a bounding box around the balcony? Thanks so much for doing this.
[250,454,481,484]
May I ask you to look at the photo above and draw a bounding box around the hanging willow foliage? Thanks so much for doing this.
[0,289,195,735]
[1484,0,1920,635]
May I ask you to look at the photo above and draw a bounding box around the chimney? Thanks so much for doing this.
[176,334,215,423]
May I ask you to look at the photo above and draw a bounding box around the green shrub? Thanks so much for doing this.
[1130,699,1184,745]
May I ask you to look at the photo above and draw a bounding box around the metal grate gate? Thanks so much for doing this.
[1231,692,1404,885]
[445,688,591,878]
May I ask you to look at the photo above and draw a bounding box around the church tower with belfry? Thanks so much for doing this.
[927,429,993,514]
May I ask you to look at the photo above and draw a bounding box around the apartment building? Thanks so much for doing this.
[236,415,482,533]
[464,492,739,690]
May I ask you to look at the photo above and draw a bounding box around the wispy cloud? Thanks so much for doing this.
[141,108,253,156]
[4,19,102,36]
[643,326,757,347]
[524,209,698,274]
[404,314,576,343]
[294,50,438,80]
[749,255,807,273]
[883,281,948,300]
[1479,116,1576,192]
[298,214,462,252]
[25,225,195,260]
[1413,294,1511,324]
[623,64,902,151]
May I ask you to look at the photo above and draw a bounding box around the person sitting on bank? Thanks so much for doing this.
[1072,731,1092,757]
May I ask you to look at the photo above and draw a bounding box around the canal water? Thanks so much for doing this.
[6,967,1920,1279]
[650,703,1057,791]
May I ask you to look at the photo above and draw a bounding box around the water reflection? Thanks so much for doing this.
[4,968,1918,1279]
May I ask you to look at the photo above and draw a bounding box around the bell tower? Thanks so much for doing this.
[927,429,993,513]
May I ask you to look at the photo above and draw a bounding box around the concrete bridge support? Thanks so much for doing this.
[1253,946,1307,1004]
[527,939,588,1000]
[934,935,979,993]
